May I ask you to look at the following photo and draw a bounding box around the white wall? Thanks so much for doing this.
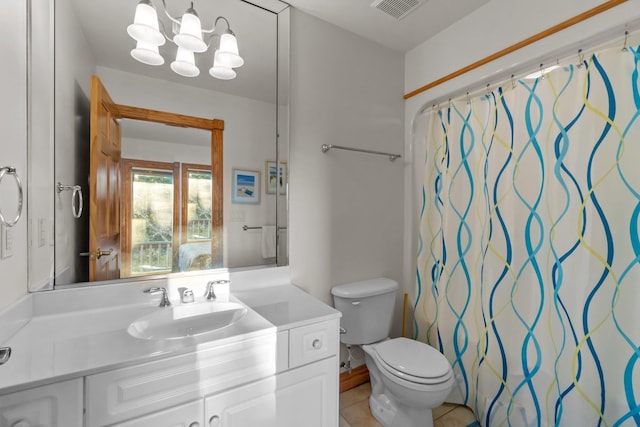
[0,1,27,312]
[402,0,640,334]
[289,10,406,338]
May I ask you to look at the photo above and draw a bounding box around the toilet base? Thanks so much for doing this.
[368,393,395,427]
[369,393,434,427]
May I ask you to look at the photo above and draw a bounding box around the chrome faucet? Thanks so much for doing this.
[143,287,171,307]
[205,280,229,301]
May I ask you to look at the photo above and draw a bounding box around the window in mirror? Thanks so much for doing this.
[122,160,179,277]
[182,164,212,243]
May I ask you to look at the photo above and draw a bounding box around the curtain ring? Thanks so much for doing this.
[622,30,629,52]
[0,167,23,227]
[511,74,516,89]
[539,64,545,80]
[577,49,585,68]
[466,92,470,105]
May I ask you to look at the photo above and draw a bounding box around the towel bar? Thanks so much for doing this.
[320,144,401,161]
[56,182,84,219]
[0,166,23,227]
[242,225,287,231]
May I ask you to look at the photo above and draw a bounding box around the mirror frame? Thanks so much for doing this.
[26,0,290,292]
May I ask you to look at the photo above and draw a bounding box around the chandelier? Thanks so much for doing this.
[127,0,244,80]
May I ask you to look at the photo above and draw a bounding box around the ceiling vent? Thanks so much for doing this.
[370,0,423,20]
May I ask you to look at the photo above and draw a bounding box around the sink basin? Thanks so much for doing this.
[128,302,248,340]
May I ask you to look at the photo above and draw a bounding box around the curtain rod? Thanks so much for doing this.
[403,0,628,100]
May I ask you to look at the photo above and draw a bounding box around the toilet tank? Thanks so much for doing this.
[331,278,399,345]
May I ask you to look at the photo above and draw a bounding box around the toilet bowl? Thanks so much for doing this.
[331,278,454,427]
[363,337,454,427]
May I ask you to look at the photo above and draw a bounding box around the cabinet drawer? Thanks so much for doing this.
[289,319,339,368]
[86,334,276,426]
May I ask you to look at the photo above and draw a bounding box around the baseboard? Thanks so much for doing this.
[339,364,370,393]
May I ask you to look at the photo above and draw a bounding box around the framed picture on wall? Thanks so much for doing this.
[265,161,287,194]
[231,168,260,204]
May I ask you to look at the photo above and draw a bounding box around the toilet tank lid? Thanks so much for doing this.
[331,278,399,298]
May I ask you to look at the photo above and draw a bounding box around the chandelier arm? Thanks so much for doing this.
[202,16,232,34]
[160,0,181,25]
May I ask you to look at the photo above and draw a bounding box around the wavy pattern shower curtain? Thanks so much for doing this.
[415,45,640,427]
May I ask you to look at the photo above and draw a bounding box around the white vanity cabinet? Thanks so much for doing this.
[85,319,339,427]
[0,279,341,427]
[0,378,83,427]
[85,318,339,427]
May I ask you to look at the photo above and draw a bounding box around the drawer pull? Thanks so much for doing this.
[189,423,200,427]
[11,420,30,427]
[209,415,220,427]
[312,338,322,349]
[351,301,360,306]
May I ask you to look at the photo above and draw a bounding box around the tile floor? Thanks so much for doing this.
[339,382,478,427]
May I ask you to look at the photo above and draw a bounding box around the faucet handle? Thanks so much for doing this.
[181,288,195,304]
[143,287,171,307]
[205,280,229,301]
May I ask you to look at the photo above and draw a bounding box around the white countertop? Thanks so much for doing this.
[0,268,340,395]
[235,285,340,331]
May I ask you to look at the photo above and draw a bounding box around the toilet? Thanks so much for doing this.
[331,278,454,427]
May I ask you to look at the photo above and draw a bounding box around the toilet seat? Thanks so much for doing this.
[372,338,452,385]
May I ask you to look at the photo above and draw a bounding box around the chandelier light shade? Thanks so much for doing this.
[131,41,165,66]
[171,47,200,77]
[127,0,165,47]
[127,0,244,80]
[173,6,207,53]
[209,50,237,80]
[217,32,243,68]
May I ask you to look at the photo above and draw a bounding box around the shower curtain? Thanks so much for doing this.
[415,44,640,427]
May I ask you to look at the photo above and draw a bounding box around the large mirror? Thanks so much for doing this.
[28,0,289,290]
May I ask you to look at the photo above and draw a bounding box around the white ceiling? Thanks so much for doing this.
[284,0,490,52]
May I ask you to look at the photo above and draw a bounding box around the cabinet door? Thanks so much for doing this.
[0,379,83,427]
[205,356,338,427]
[112,399,204,427]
